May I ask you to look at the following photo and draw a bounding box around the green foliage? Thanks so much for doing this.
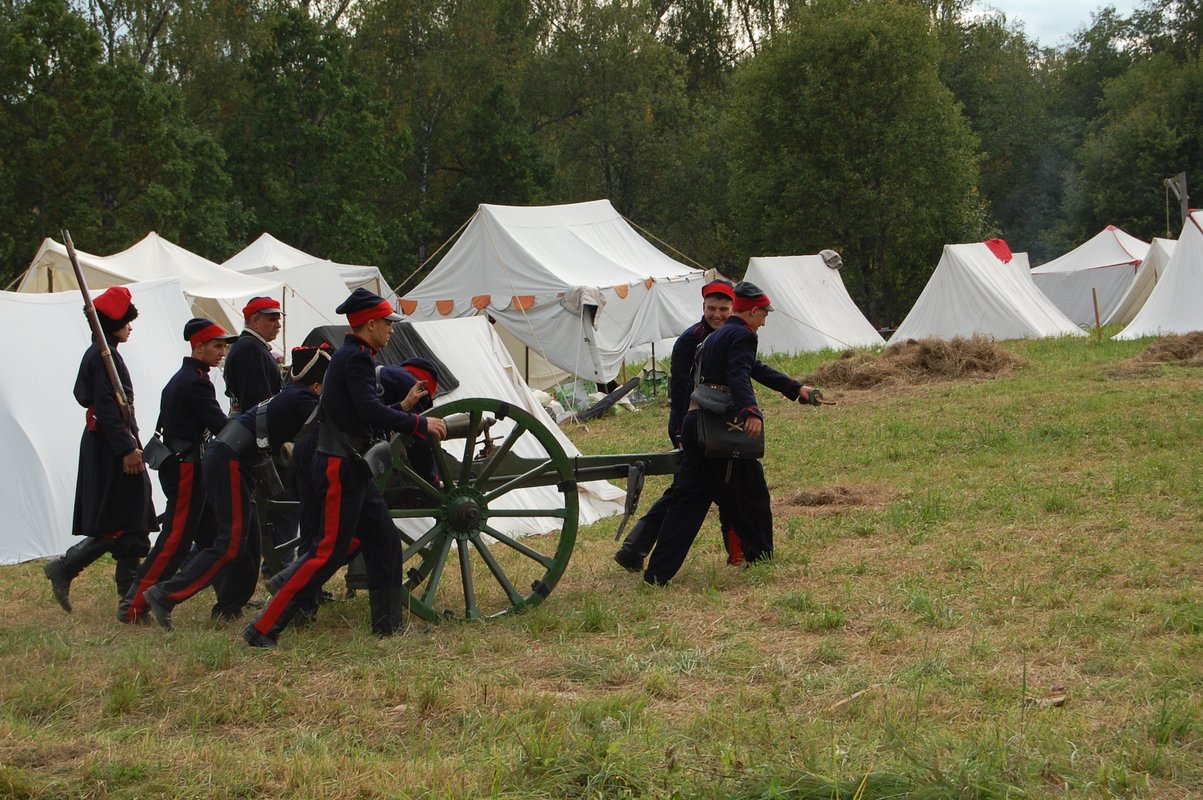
[725,0,984,326]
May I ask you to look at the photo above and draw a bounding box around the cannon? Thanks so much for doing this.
[265,397,679,624]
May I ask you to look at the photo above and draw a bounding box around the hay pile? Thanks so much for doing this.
[1136,332,1203,365]
[806,336,1026,389]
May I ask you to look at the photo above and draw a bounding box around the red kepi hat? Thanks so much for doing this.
[94,286,133,321]
[336,288,403,328]
[183,317,237,346]
[242,296,283,318]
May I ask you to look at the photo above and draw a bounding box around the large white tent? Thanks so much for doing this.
[222,232,396,304]
[744,254,885,354]
[1102,237,1176,326]
[1114,212,1203,340]
[401,201,705,385]
[1031,226,1149,326]
[0,279,214,564]
[0,292,622,565]
[891,241,1086,341]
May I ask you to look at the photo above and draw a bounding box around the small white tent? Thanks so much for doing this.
[744,254,885,354]
[19,233,281,338]
[222,233,396,303]
[1031,226,1149,326]
[1114,212,1203,340]
[891,240,1086,342]
[1103,237,1176,326]
[19,234,360,354]
[0,279,213,564]
[401,201,705,384]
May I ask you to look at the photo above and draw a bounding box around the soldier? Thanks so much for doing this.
[244,289,448,647]
[130,345,330,629]
[44,286,158,613]
[613,280,745,571]
[643,282,819,585]
[121,318,236,624]
[224,296,284,415]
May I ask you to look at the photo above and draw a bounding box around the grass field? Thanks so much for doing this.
[2,333,1202,799]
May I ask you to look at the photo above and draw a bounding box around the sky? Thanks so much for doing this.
[972,0,1145,46]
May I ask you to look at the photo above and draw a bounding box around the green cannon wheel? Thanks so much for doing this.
[384,397,580,622]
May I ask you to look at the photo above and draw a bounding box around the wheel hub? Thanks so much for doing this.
[448,494,483,535]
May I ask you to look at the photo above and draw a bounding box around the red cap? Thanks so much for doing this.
[242,296,283,318]
[701,280,735,300]
[347,299,398,327]
[733,292,773,312]
[94,286,132,321]
[404,365,438,397]
[184,317,237,346]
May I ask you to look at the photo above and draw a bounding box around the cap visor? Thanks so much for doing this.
[217,334,239,343]
[764,303,775,312]
[383,311,404,322]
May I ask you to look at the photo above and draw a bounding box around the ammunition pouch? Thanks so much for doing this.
[214,419,256,459]
[163,435,202,464]
[249,454,287,500]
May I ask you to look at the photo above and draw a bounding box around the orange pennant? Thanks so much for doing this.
[435,300,455,316]
[399,299,417,315]
[472,294,491,310]
[512,295,536,311]
[614,284,629,299]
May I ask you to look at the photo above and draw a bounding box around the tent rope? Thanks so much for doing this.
[620,215,713,272]
[1166,183,1172,238]
[392,213,473,298]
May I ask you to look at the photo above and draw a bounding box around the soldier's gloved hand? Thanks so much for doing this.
[800,387,823,406]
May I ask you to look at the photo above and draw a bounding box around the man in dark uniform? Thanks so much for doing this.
[121,318,236,625]
[131,345,330,629]
[643,282,819,586]
[44,286,158,613]
[223,296,283,415]
[614,280,746,571]
[261,357,440,622]
[244,289,448,647]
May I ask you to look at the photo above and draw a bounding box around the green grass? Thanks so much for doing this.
[4,334,1203,797]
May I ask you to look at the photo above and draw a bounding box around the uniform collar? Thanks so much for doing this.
[344,333,377,355]
[184,356,211,373]
[724,316,752,330]
[241,328,271,348]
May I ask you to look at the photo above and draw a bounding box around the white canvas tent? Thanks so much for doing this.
[0,279,219,564]
[1103,237,1176,326]
[744,254,885,354]
[401,201,705,384]
[1031,226,1149,326]
[891,241,1086,341]
[222,233,396,304]
[1114,212,1203,339]
[0,297,621,564]
[19,234,356,354]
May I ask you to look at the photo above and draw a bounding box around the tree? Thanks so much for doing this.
[726,0,984,326]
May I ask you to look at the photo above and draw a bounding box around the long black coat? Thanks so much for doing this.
[71,335,158,538]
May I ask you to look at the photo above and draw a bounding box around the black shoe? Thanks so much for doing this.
[43,559,73,612]
[143,586,175,630]
[612,546,644,573]
[242,623,277,648]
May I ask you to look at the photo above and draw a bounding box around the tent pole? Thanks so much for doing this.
[651,342,656,398]
[1092,288,1101,341]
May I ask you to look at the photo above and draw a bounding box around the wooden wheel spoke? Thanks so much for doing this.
[393,460,444,502]
[401,521,444,563]
[431,443,457,490]
[458,541,478,619]
[483,524,555,570]
[459,410,482,485]
[473,422,527,485]
[470,535,523,606]
[420,534,454,605]
[481,457,555,503]
[390,507,441,519]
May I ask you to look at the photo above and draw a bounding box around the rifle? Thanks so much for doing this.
[63,229,132,426]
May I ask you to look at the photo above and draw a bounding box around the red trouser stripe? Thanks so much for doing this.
[167,460,245,602]
[255,457,343,635]
[726,527,745,566]
[126,462,195,619]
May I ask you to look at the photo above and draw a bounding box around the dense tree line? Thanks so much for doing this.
[0,0,1199,325]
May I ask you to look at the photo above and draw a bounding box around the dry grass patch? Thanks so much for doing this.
[1137,331,1203,364]
[806,336,1026,389]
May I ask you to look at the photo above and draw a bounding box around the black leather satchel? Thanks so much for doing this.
[142,432,175,470]
[696,407,764,459]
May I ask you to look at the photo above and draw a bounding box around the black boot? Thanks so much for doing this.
[44,537,111,612]
[613,519,655,573]
[142,585,176,630]
[114,558,139,598]
[369,587,395,637]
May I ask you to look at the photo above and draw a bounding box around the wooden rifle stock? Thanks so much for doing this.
[63,229,133,426]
